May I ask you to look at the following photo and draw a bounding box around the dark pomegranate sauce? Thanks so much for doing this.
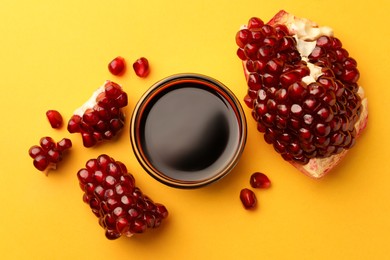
[131,74,246,188]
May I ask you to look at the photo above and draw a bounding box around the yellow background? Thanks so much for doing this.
[1,0,389,259]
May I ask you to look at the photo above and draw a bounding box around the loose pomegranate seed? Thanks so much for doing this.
[250,172,271,189]
[46,110,63,129]
[108,56,126,76]
[67,81,128,147]
[77,155,168,239]
[240,188,257,210]
[133,57,150,78]
[29,137,72,174]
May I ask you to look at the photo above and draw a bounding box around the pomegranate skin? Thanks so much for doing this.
[236,10,368,178]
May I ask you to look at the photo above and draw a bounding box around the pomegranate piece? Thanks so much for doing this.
[133,57,150,78]
[250,172,271,189]
[108,56,126,76]
[28,137,72,175]
[46,110,63,129]
[240,188,257,210]
[67,81,128,147]
[236,10,368,178]
[77,154,168,240]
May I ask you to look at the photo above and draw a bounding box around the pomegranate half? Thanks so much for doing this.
[236,10,368,178]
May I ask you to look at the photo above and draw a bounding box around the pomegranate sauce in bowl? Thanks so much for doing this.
[130,74,247,188]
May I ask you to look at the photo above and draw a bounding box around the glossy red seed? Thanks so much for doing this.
[82,133,96,148]
[130,219,147,234]
[40,136,55,151]
[133,57,150,78]
[108,56,126,76]
[236,29,252,48]
[46,110,63,128]
[67,115,82,133]
[240,188,257,210]
[29,145,44,158]
[33,155,49,171]
[248,17,264,29]
[47,149,61,163]
[57,138,72,151]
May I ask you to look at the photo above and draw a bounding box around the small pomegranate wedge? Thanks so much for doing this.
[236,10,368,178]
[67,81,128,147]
[77,154,169,240]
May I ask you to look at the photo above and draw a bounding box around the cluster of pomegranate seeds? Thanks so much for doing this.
[108,56,126,76]
[133,57,150,78]
[240,172,271,210]
[236,17,363,165]
[28,137,72,174]
[67,81,128,147]
[46,110,63,129]
[77,154,168,240]
[240,188,257,209]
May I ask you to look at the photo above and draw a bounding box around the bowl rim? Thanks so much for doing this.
[130,73,247,189]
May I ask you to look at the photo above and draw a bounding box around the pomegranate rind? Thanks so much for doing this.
[239,10,368,178]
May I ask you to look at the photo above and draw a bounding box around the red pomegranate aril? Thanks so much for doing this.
[46,110,63,129]
[280,71,300,87]
[40,136,55,151]
[237,48,247,60]
[288,82,307,101]
[250,172,271,189]
[236,29,252,48]
[265,58,284,74]
[57,138,72,151]
[67,115,82,133]
[240,188,257,210]
[47,149,61,163]
[29,145,44,158]
[33,155,49,171]
[251,30,264,42]
[258,45,274,59]
[248,17,264,29]
[341,68,360,83]
[133,57,150,78]
[108,56,126,76]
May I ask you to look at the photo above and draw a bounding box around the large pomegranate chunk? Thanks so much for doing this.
[236,11,368,178]
[67,81,128,147]
[28,137,72,175]
[77,154,168,240]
